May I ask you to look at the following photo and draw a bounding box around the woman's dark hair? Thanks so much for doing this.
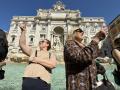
[0,29,8,61]
[44,39,51,50]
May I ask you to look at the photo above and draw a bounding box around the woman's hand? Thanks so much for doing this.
[29,57,40,64]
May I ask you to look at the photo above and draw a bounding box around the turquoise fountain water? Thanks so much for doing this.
[0,63,120,90]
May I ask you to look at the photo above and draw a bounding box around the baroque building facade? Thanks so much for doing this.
[100,15,120,58]
[109,15,120,41]
[7,1,107,60]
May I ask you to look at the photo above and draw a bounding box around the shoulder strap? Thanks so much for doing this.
[35,50,37,57]
[49,52,51,59]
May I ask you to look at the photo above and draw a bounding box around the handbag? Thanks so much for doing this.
[96,74,116,90]
[0,68,5,80]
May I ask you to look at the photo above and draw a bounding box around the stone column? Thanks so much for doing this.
[47,20,51,40]
[34,21,40,48]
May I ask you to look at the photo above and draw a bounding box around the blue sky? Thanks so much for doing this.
[0,0,120,31]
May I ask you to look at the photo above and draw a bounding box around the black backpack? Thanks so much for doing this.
[0,29,8,62]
